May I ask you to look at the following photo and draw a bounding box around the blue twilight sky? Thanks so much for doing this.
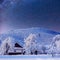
[0,0,60,33]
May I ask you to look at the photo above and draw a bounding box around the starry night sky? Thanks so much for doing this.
[0,0,60,33]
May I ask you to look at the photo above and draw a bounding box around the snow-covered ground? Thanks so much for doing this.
[0,55,60,60]
[0,58,60,60]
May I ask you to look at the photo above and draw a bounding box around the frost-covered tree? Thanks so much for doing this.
[24,33,38,55]
[47,35,60,56]
[50,35,60,56]
[0,37,15,55]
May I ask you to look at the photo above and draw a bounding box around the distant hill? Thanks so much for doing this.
[0,27,60,47]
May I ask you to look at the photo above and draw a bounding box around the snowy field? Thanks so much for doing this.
[0,55,60,60]
[0,58,60,60]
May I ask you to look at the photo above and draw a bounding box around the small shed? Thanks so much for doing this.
[8,43,25,55]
